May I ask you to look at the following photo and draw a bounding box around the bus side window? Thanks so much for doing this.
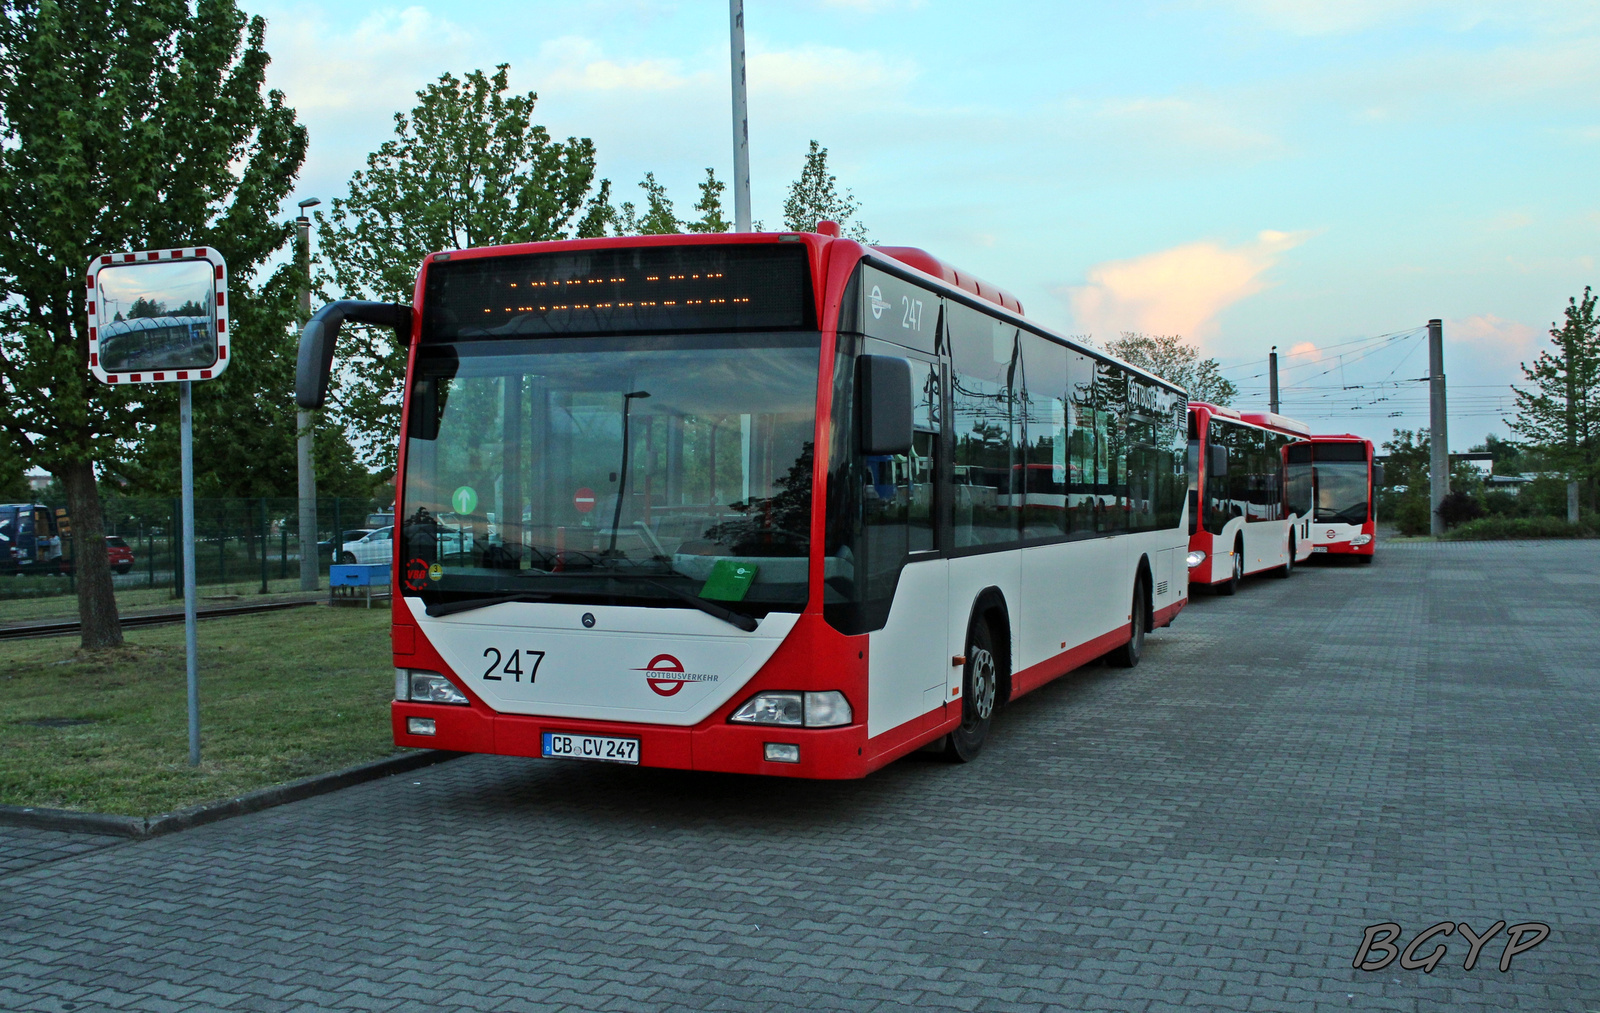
[948,302,1020,549]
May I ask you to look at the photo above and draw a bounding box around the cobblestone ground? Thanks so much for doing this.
[2,540,1596,1012]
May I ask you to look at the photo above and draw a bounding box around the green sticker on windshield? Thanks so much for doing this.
[451,486,478,514]
[700,560,757,602]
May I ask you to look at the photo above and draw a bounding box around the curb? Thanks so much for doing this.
[0,749,463,840]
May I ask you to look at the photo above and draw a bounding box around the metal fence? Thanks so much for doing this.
[0,497,390,602]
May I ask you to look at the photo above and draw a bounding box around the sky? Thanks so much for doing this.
[250,0,1600,451]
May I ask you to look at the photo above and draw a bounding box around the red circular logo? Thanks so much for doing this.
[573,487,596,513]
[1326,529,1336,540]
[403,557,429,592]
[641,654,686,696]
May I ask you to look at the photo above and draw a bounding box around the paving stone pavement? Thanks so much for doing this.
[2,539,1596,1012]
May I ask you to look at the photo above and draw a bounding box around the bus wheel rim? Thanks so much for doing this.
[968,648,996,721]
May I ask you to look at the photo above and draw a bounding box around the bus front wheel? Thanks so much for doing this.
[1216,543,1243,596]
[944,621,998,763]
[1276,538,1295,578]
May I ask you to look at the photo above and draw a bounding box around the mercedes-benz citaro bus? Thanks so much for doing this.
[1287,434,1379,563]
[1185,403,1315,594]
[296,227,1192,778]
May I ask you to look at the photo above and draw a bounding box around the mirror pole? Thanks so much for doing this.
[296,213,319,591]
[179,380,200,765]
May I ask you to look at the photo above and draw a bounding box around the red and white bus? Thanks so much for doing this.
[1185,403,1315,594]
[1287,434,1379,563]
[297,230,1191,778]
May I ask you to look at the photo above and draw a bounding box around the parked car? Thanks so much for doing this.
[340,526,394,565]
[106,535,134,574]
[320,528,373,558]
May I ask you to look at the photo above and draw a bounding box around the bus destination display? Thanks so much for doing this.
[423,243,814,341]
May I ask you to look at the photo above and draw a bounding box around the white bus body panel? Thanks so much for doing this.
[1019,537,1126,671]
[866,557,948,738]
[402,597,798,726]
[947,549,1021,697]
[1313,520,1364,547]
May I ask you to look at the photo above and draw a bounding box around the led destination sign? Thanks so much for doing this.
[422,243,814,341]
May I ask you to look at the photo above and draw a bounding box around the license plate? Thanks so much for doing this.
[542,732,639,765]
[1312,545,1329,553]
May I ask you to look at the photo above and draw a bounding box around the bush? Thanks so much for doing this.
[1444,516,1599,540]
[1481,490,1526,517]
[1392,495,1432,536]
[1437,490,1484,528]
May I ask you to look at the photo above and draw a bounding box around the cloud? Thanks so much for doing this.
[1063,230,1309,343]
[750,45,917,98]
[535,36,707,93]
[1216,0,1598,36]
[1450,313,1542,369]
[266,7,473,114]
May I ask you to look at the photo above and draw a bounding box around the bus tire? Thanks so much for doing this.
[1276,537,1295,578]
[944,620,998,763]
[1108,576,1149,668]
[1216,541,1243,596]
[1357,554,1374,565]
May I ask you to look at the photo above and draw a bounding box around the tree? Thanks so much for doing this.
[685,168,730,234]
[0,0,307,649]
[782,140,869,239]
[0,433,28,500]
[612,172,680,236]
[1509,287,1600,511]
[1104,332,1238,405]
[317,65,603,472]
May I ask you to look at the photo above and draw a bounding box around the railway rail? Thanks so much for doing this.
[0,596,385,641]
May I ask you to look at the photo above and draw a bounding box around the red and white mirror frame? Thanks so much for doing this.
[86,247,230,385]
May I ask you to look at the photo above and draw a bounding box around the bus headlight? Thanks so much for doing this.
[1186,551,1207,568]
[731,691,853,727]
[1351,534,1372,546]
[407,670,469,705]
[804,691,853,727]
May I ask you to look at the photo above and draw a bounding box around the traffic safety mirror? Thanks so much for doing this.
[88,249,229,384]
[858,354,914,456]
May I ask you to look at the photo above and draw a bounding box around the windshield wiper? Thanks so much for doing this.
[424,593,551,618]
[636,579,759,632]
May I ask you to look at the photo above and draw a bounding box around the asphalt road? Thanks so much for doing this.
[2,539,1596,1012]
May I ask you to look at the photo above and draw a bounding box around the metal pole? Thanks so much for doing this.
[1428,318,1449,536]
[296,213,318,590]
[259,496,268,593]
[729,0,752,232]
[1268,346,1279,415]
[180,381,200,766]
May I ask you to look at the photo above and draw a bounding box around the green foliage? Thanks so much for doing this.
[612,172,681,236]
[1104,332,1238,405]
[782,140,869,239]
[1509,286,1600,508]
[1443,516,1598,540]
[0,433,29,500]
[1392,496,1431,537]
[1436,490,1483,528]
[316,64,602,472]
[685,168,731,234]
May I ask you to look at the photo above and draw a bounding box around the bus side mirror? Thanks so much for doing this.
[1207,449,1229,478]
[1373,463,1386,486]
[858,354,913,456]
[296,300,412,409]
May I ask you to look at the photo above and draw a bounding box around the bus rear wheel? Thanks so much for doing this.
[944,621,998,763]
[1108,577,1148,668]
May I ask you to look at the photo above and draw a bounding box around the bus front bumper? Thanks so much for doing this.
[392,701,873,779]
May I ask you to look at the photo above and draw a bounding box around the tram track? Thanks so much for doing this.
[0,596,384,641]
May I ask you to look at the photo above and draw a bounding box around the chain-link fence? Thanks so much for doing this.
[0,496,390,603]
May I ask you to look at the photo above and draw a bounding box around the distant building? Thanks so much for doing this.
[25,470,50,493]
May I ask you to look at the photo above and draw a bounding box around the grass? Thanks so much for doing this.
[0,605,402,816]
[0,575,333,624]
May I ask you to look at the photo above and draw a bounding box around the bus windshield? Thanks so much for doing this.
[401,333,821,614]
[1314,461,1369,525]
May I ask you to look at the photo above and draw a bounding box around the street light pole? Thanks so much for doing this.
[729,0,752,232]
[1428,318,1449,536]
[296,198,321,590]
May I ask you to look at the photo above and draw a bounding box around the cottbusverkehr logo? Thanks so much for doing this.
[636,654,719,697]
